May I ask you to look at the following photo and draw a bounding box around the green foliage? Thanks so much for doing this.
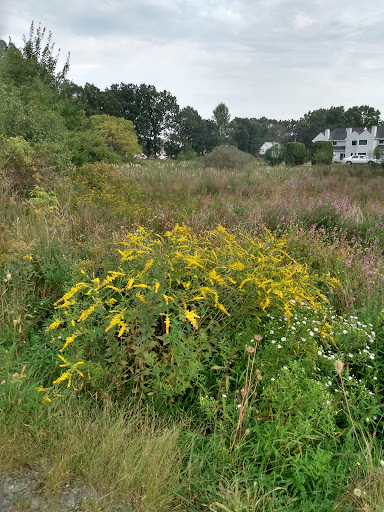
[0,137,63,192]
[230,117,264,155]
[21,22,70,86]
[203,145,254,170]
[89,114,141,158]
[69,129,121,165]
[212,102,231,142]
[42,225,340,403]
[284,142,306,166]
[99,83,180,158]
[311,141,333,165]
[263,143,284,166]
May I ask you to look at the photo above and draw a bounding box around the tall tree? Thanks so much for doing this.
[212,102,231,142]
[102,83,179,157]
[230,117,263,155]
[344,105,382,127]
[21,21,70,86]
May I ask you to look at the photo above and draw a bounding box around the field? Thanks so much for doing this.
[1,158,384,511]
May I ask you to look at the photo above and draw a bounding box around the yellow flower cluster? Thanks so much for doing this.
[43,224,338,396]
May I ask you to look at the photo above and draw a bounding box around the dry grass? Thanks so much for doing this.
[0,399,187,512]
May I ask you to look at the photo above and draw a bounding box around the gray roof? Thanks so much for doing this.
[330,128,347,140]
[328,125,384,140]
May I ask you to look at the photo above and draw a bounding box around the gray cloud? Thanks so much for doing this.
[2,0,384,120]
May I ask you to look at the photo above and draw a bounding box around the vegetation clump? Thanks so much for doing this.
[311,140,333,165]
[202,144,254,169]
[284,141,307,166]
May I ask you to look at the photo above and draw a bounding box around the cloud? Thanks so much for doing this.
[2,0,384,120]
[292,12,315,30]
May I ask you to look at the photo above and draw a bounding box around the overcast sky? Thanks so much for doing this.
[2,0,384,121]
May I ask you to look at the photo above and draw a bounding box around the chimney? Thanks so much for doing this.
[325,128,330,139]
[346,128,352,136]
[371,126,378,137]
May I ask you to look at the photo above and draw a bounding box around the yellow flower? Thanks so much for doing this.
[23,254,33,261]
[77,304,95,323]
[184,309,200,329]
[46,318,61,331]
[165,314,171,334]
[59,335,77,352]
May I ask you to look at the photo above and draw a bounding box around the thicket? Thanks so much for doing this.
[0,27,141,184]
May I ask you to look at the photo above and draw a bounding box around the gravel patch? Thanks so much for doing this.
[0,467,133,512]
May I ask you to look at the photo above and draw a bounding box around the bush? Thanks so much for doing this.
[263,143,284,166]
[0,136,62,192]
[203,145,254,170]
[311,141,333,165]
[284,142,306,166]
[41,225,339,403]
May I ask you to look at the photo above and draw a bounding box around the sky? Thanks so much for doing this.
[2,0,384,121]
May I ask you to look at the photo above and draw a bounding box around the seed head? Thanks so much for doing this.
[254,334,262,342]
[334,359,344,376]
[256,374,262,382]
[246,345,256,354]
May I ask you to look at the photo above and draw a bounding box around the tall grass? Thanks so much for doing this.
[1,159,384,511]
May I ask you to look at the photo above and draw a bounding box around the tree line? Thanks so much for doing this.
[0,23,382,163]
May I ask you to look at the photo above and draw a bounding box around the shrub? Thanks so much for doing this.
[89,115,142,159]
[263,143,284,166]
[41,225,339,403]
[284,142,306,166]
[203,145,254,170]
[0,136,62,192]
[311,141,333,165]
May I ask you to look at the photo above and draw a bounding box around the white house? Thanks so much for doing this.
[312,126,384,162]
[259,142,277,156]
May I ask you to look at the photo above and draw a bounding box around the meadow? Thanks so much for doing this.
[1,157,384,511]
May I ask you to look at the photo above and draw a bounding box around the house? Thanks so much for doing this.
[312,126,384,162]
[259,142,277,156]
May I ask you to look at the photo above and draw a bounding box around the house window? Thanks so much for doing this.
[332,141,337,145]
[379,139,384,144]
[359,140,367,145]
[352,141,357,145]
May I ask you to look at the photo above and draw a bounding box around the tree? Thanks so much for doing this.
[311,141,333,165]
[0,39,7,57]
[212,102,231,142]
[21,22,70,86]
[344,105,381,127]
[173,106,221,155]
[103,83,180,157]
[230,117,264,155]
[89,115,141,158]
[285,142,306,166]
[264,144,284,166]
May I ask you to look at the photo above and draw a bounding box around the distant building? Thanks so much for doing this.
[312,126,384,162]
